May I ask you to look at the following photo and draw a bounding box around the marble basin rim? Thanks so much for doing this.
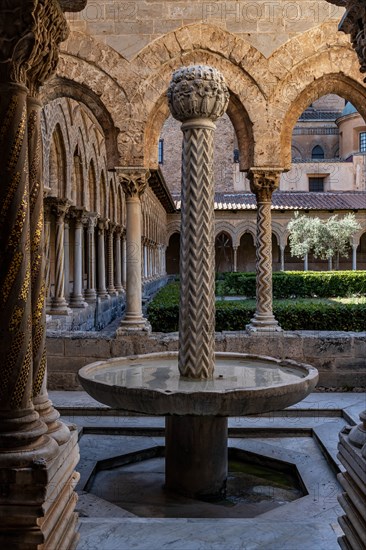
[78,352,319,416]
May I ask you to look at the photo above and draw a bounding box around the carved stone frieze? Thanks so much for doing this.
[167,65,230,122]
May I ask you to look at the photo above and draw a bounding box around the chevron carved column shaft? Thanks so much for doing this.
[248,170,282,333]
[168,65,229,379]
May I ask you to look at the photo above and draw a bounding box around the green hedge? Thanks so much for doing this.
[147,283,366,332]
[217,271,366,298]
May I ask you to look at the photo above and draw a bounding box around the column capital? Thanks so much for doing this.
[114,225,122,236]
[248,169,282,201]
[69,206,88,226]
[85,212,98,231]
[167,65,229,123]
[117,167,150,198]
[97,218,108,233]
[0,1,69,88]
[47,197,71,220]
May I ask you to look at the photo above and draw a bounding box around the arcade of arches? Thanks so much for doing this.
[1,0,366,547]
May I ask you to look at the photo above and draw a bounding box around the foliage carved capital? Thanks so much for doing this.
[248,170,281,201]
[117,168,150,198]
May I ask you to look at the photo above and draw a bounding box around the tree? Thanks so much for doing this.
[287,212,361,269]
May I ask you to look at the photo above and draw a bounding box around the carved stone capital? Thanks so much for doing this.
[85,212,98,231]
[117,168,150,198]
[248,169,281,201]
[0,0,69,88]
[97,218,108,234]
[167,65,229,122]
[47,197,70,220]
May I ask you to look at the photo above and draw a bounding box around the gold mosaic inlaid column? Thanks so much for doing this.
[247,169,282,333]
[0,1,86,546]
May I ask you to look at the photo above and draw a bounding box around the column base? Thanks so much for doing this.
[116,315,151,335]
[50,299,72,315]
[0,427,80,549]
[165,416,228,500]
[84,290,98,303]
[34,393,71,446]
[69,295,88,308]
[97,291,110,300]
[246,312,282,333]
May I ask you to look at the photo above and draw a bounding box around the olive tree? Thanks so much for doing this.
[287,212,360,269]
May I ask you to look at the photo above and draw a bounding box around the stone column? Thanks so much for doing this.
[28,97,70,446]
[107,222,117,295]
[328,257,333,271]
[122,232,127,288]
[304,252,309,272]
[280,245,285,271]
[64,215,70,299]
[97,219,108,298]
[44,200,52,310]
[50,199,71,314]
[70,209,87,308]
[114,226,124,293]
[165,64,229,498]
[143,241,148,280]
[247,169,282,333]
[168,65,229,378]
[116,168,151,332]
[352,243,357,270]
[0,0,86,546]
[233,246,238,272]
[84,213,98,302]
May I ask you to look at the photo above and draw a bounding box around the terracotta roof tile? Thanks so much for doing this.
[173,192,366,211]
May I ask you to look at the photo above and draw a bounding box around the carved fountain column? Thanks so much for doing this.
[0,0,86,546]
[247,169,282,333]
[165,65,229,498]
[117,168,151,332]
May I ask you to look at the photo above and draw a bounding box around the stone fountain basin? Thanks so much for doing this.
[78,352,318,416]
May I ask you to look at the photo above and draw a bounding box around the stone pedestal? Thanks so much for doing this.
[165,416,228,499]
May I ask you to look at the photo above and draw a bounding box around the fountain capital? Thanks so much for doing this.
[167,65,229,123]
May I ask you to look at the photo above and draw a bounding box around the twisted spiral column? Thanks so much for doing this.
[247,170,281,333]
[167,65,229,380]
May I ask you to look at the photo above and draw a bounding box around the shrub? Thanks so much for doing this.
[218,271,366,298]
[147,283,366,333]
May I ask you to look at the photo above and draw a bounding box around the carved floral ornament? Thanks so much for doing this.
[249,171,281,201]
[167,65,230,122]
[118,169,150,198]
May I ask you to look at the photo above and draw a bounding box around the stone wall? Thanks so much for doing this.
[66,0,344,59]
[47,330,366,390]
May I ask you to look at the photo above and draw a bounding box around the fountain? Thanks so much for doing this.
[79,65,318,501]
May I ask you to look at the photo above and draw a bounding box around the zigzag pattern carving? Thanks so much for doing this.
[256,202,273,315]
[178,127,215,379]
